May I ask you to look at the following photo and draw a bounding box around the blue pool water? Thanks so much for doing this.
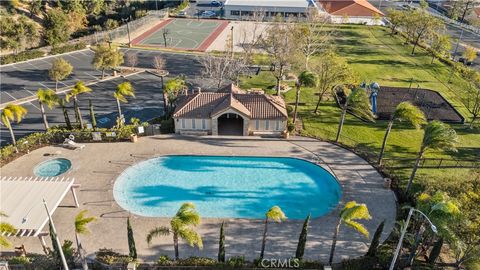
[34,158,72,177]
[113,155,342,219]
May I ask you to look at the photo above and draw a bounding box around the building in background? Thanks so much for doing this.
[318,0,384,25]
[223,0,319,19]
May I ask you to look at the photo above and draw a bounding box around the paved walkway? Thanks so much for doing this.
[1,135,396,263]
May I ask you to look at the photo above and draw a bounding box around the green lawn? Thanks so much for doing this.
[240,24,480,192]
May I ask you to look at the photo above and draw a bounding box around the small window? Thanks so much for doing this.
[181,119,185,129]
[202,119,206,129]
[255,120,259,130]
[192,119,196,129]
[276,121,280,130]
[231,10,240,16]
[265,120,270,130]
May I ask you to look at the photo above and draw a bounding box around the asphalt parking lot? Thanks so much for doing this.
[0,48,206,146]
[0,72,166,146]
[0,49,101,103]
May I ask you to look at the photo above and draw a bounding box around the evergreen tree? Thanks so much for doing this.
[295,214,310,260]
[89,100,96,130]
[428,238,443,264]
[366,220,385,257]
[218,221,225,262]
[127,217,137,259]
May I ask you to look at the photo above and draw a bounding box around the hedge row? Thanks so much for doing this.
[0,50,45,65]
[50,42,87,55]
[0,124,146,166]
[0,42,87,65]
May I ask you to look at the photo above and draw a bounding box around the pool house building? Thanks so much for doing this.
[173,84,288,136]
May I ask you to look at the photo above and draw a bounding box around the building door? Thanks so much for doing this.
[217,113,244,135]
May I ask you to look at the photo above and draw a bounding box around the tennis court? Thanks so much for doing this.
[131,18,229,51]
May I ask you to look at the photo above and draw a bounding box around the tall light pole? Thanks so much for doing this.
[123,16,132,48]
[230,26,234,57]
[389,207,437,270]
[44,199,69,270]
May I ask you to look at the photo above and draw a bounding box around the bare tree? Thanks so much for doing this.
[152,55,169,113]
[463,72,480,128]
[126,53,138,70]
[198,52,247,90]
[259,22,296,95]
[292,8,333,70]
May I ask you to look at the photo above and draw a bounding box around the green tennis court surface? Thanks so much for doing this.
[132,19,228,51]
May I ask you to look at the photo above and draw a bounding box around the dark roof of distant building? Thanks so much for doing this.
[173,84,288,119]
[319,0,384,16]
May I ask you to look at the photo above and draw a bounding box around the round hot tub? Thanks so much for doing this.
[34,158,72,177]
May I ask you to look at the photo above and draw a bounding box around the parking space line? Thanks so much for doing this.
[29,102,40,110]
[78,51,92,57]
[38,82,53,90]
[65,54,82,62]
[60,81,69,87]
[26,89,36,96]
[39,59,53,65]
[4,92,17,101]
[84,72,98,80]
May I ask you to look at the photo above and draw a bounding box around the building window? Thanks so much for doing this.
[241,10,253,16]
[202,119,206,129]
[231,10,240,16]
[192,119,196,129]
[276,121,280,130]
[181,119,185,129]
[265,120,270,130]
[255,120,259,130]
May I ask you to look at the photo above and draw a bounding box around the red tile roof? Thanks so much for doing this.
[474,7,480,17]
[173,84,288,120]
[319,0,384,17]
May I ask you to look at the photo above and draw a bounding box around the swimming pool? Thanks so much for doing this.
[34,158,72,177]
[113,155,342,219]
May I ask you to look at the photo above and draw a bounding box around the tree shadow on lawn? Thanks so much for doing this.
[450,147,480,160]
[381,77,433,84]
[348,59,415,67]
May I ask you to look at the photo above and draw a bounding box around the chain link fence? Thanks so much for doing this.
[73,10,168,46]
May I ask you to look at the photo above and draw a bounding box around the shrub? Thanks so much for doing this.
[286,104,293,115]
[340,256,379,270]
[50,42,87,55]
[157,255,174,266]
[95,248,134,265]
[0,50,45,65]
[160,118,175,133]
[226,256,246,267]
[8,256,31,265]
[287,119,295,132]
[176,257,217,266]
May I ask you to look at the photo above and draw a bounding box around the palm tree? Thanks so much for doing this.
[0,212,17,248]
[293,71,317,124]
[74,210,96,270]
[37,88,59,130]
[59,99,72,130]
[378,102,426,165]
[260,206,287,259]
[113,82,135,125]
[406,121,457,194]
[146,202,202,260]
[1,104,27,152]
[335,88,375,142]
[164,77,187,114]
[329,201,371,265]
[66,81,92,129]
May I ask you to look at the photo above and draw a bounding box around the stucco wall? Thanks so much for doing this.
[174,118,211,133]
[249,119,286,133]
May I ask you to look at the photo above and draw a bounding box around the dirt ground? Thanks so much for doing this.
[376,87,464,123]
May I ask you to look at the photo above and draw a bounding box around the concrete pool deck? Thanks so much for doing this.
[1,135,397,263]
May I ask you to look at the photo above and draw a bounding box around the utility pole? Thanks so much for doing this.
[230,26,234,57]
[44,199,69,270]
